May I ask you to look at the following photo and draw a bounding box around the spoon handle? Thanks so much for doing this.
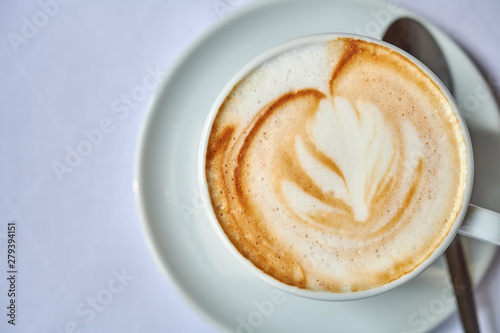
[445,237,480,333]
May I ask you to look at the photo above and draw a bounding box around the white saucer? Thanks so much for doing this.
[135,0,500,332]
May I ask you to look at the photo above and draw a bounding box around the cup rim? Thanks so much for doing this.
[198,32,474,301]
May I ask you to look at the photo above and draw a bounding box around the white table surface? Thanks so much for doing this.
[1,0,499,332]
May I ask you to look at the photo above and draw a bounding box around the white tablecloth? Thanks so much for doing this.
[1,0,499,332]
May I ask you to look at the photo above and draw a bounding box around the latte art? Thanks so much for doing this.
[205,38,467,292]
[292,96,401,222]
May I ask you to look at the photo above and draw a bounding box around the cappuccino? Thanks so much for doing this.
[204,37,467,293]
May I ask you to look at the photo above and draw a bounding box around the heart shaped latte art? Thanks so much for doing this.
[285,96,399,223]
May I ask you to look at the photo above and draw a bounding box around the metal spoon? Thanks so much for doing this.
[383,18,480,333]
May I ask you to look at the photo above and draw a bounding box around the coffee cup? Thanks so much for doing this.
[198,33,500,301]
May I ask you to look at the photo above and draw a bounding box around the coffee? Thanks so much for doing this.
[204,37,467,293]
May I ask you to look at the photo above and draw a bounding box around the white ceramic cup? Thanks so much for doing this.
[198,33,500,301]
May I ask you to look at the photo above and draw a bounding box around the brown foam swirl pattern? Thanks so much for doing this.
[205,38,467,292]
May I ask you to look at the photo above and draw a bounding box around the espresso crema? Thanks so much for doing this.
[205,37,467,293]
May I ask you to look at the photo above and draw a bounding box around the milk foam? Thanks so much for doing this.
[205,38,467,292]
